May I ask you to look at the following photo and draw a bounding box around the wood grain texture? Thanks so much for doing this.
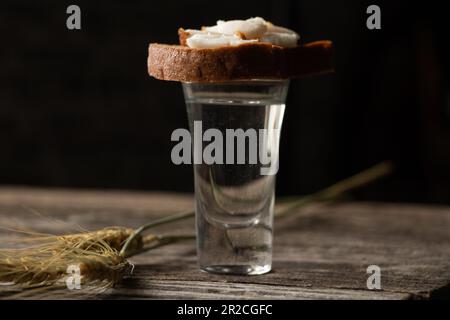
[0,187,449,300]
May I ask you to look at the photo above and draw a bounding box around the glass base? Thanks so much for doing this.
[201,264,271,276]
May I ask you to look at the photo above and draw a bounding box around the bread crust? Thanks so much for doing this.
[148,41,333,82]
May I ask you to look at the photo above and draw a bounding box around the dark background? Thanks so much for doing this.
[1,1,449,203]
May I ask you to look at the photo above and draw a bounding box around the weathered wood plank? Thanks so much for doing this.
[0,187,449,300]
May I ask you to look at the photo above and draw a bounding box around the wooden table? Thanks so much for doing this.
[0,187,449,300]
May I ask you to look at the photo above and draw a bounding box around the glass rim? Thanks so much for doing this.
[182,79,290,85]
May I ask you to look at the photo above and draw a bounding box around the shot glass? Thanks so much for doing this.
[182,80,289,275]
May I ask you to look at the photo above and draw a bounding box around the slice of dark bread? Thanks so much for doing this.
[148,40,333,82]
